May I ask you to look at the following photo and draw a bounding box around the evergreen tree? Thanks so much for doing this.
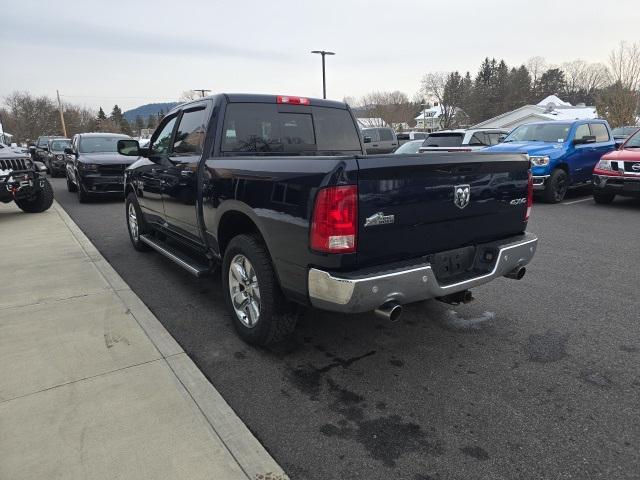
[110,105,124,125]
[506,65,532,110]
[120,118,133,136]
[97,107,107,120]
[146,114,157,129]
[536,69,567,100]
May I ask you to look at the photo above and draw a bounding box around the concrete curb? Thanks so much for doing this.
[52,201,288,480]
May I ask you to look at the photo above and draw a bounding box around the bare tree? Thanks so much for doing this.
[526,56,548,91]
[353,91,417,128]
[608,41,640,90]
[561,60,609,101]
[597,42,640,127]
[421,72,457,129]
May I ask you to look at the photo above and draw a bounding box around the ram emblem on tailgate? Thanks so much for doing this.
[454,184,471,209]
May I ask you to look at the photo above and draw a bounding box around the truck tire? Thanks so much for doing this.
[593,191,615,204]
[66,174,77,192]
[222,234,298,345]
[77,180,90,203]
[15,178,54,213]
[542,169,569,203]
[125,192,151,251]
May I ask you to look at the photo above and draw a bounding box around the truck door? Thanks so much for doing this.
[162,105,208,242]
[589,122,615,168]
[138,115,178,221]
[571,123,597,182]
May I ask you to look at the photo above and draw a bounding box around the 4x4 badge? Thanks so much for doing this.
[364,212,395,227]
[454,184,471,209]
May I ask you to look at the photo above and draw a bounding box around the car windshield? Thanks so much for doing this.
[613,126,638,137]
[504,123,571,143]
[422,133,464,148]
[50,140,70,151]
[79,136,126,153]
[624,130,640,148]
[394,140,423,154]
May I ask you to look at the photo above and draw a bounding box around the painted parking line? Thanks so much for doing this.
[562,197,593,205]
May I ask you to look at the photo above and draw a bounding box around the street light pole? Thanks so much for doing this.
[193,89,211,98]
[311,50,335,99]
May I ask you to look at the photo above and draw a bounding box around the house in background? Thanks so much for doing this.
[472,95,598,130]
[414,104,444,132]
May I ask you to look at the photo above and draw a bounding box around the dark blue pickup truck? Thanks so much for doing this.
[118,94,538,345]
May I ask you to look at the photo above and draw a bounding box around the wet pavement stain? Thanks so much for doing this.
[620,345,638,353]
[526,330,569,363]
[389,357,404,367]
[288,350,376,400]
[460,445,490,460]
[580,369,613,388]
[320,378,443,467]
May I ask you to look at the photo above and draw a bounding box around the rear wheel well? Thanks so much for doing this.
[218,211,263,254]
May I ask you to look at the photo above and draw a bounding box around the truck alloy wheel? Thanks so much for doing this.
[128,203,139,241]
[228,254,261,328]
[222,234,298,345]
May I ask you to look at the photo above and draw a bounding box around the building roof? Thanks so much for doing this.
[537,95,572,108]
[472,96,597,129]
[415,104,445,120]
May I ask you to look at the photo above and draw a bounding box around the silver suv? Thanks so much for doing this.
[361,127,398,154]
[419,128,509,153]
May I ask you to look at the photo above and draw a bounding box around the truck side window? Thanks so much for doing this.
[174,108,207,155]
[150,117,177,155]
[589,123,609,143]
[574,124,590,142]
[379,128,394,142]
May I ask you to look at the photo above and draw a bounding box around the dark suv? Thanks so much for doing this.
[45,138,71,177]
[30,135,65,166]
[65,133,137,202]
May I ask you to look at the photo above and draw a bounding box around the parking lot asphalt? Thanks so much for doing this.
[49,177,640,480]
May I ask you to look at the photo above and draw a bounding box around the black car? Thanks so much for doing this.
[116,93,537,346]
[45,138,71,177]
[65,133,137,202]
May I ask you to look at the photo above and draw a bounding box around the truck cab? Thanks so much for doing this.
[484,120,615,202]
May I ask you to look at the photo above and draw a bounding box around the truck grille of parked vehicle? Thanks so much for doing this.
[0,158,30,171]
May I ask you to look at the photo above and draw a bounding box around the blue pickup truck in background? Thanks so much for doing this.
[484,120,616,203]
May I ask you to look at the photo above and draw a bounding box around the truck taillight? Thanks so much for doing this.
[310,185,357,253]
[525,171,533,222]
[277,95,310,105]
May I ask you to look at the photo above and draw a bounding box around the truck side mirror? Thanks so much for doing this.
[64,147,74,155]
[117,139,141,156]
[363,136,372,144]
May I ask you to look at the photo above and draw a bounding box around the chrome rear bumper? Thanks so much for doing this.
[308,233,538,313]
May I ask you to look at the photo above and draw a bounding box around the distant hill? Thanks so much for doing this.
[123,102,180,123]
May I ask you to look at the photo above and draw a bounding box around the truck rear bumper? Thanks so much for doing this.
[308,233,538,313]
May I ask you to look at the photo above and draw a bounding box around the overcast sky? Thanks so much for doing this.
[2,0,639,111]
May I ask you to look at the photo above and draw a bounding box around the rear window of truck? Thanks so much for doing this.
[221,103,361,154]
[422,133,464,147]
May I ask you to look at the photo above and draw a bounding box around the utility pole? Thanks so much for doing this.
[56,90,67,137]
[311,50,335,99]
[193,89,211,98]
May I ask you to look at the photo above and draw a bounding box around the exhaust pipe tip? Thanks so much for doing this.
[374,302,403,322]
[505,266,526,280]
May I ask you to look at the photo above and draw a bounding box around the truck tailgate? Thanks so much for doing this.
[356,152,530,267]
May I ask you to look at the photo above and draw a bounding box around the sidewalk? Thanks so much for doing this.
[0,201,288,480]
